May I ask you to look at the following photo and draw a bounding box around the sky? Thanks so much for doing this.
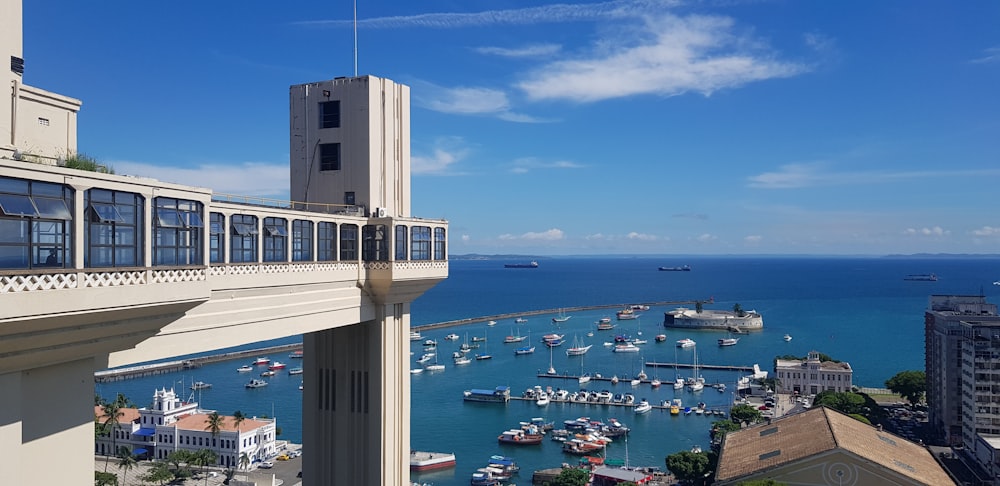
[21,1,1000,256]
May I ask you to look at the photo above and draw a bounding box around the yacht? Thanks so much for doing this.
[245,379,268,388]
[676,338,696,348]
[783,334,793,341]
[236,365,253,373]
[634,399,652,414]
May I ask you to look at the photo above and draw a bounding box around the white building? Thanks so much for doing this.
[774,351,853,395]
[95,388,277,468]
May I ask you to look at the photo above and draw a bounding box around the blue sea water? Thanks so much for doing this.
[97,256,1000,485]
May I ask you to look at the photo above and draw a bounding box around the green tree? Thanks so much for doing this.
[814,391,866,416]
[205,411,224,447]
[94,471,119,486]
[116,446,137,486]
[141,462,174,486]
[666,450,711,485]
[730,403,763,425]
[100,400,124,472]
[192,449,218,485]
[544,467,590,486]
[885,370,927,405]
[848,413,872,425]
[239,451,251,477]
[232,410,246,435]
[733,303,745,317]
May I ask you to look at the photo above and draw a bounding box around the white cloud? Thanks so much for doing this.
[748,163,1000,189]
[111,160,288,197]
[461,234,471,242]
[971,46,1000,64]
[744,235,762,243]
[585,233,607,240]
[971,226,1000,236]
[500,228,565,240]
[627,232,658,241]
[412,137,469,175]
[412,80,543,122]
[696,233,717,243]
[903,227,950,237]
[517,13,807,102]
[510,157,584,174]
[475,44,562,58]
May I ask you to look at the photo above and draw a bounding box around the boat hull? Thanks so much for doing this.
[409,451,456,471]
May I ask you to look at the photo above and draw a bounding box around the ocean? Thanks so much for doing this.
[96,256,1000,485]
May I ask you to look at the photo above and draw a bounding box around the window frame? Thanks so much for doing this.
[86,188,143,268]
[0,177,74,270]
[411,226,431,261]
[394,225,408,260]
[362,224,388,262]
[292,220,313,262]
[319,100,341,129]
[339,223,358,261]
[434,227,446,260]
[229,214,258,263]
[319,143,341,171]
[317,221,337,261]
[152,197,204,266]
[262,217,288,262]
[209,212,225,263]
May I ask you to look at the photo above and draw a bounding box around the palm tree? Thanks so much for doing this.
[204,411,224,449]
[101,400,124,472]
[239,451,251,479]
[116,445,137,485]
[232,410,246,435]
[193,448,218,486]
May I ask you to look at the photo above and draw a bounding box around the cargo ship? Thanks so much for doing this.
[663,307,763,331]
[903,274,937,281]
[504,261,539,268]
[658,265,691,271]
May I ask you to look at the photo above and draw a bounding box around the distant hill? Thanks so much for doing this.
[883,253,1000,259]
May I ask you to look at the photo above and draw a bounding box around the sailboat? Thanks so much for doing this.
[453,351,471,365]
[514,331,535,355]
[566,335,592,356]
[687,345,704,391]
[425,351,445,371]
[552,308,571,323]
[475,330,492,360]
[504,327,527,343]
[578,351,591,384]
[672,347,684,389]
[546,344,557,375]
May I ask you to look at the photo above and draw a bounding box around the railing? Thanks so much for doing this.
[212,193,366,216]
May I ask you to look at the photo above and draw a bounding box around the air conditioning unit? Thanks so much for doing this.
[374,207,387,218]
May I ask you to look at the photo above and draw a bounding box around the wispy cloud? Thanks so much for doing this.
[744,235,762,243]
[517,13,807,102]
[411,80,545,122]
[696,233,718,243]
[499,228,565,240]
[293,1,680,29]
[903,227,950,237]
[748,163,1000,189]
[627,232,659,241]
[411,136,470,175]
[971,226,1000,236]
[111,160,289,197]
[510,157,584,174]
[475,44,562,58]
[970,46,1000,64]
[673,212,708,220]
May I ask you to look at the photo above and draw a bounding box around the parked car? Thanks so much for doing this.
[259,461,275,469]
[276,454,290,461]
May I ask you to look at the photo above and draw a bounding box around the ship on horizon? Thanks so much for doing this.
[658,264,691,271]
[903,273,937,281]
[504,261,539,269]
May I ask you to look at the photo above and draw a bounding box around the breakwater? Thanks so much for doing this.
[412,300,703,332]
[94,343,302,382]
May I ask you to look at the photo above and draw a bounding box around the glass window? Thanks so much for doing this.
[394,225,408,260]
[230,214,258,263]
[411,226,431,260]
[153,197,203,266]
[434,227,446,260]
[344,192,355,206]
[86,189,142,267]
[319,143,341,171]
[263,217,287,262]
[319,100,340,129]
[0,177,74,270]
[340,223,358,261]
[292,220,313,262]
[209,212,225,263]
[362,224,388,262]
[317,222,336,261]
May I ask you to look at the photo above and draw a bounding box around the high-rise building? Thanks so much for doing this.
[925,295,1000,447]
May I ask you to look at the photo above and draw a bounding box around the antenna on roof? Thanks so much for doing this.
[354,0,358,78]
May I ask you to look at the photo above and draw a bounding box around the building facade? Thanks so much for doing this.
[925,295,1000,446]
[95,388,276,468]
[774,350,853,395]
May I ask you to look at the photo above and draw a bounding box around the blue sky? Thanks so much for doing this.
[23,1,1000,255]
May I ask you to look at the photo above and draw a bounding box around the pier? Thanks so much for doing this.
[94,343,303,382]
[412,300,705,332]
[645,361,754,371]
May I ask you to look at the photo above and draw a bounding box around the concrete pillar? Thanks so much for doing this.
[7,358,97,485]
[303,302,409,485]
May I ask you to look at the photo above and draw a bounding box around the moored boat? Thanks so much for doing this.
[409,451,456,472]
[718,337,739,346]
[613,343,640,353]
[288,349,303,359]
[253,357,270,365]
[783,334,793,341]
[463,386,511,403]
[444,333,460,340]
[245,379,268,388]
[497,429,543,445]
[514,345,535,355]
[655,334,667,342]
[634,399,652,414]
[268,361,287,370]
[288,367,303,375]
[515,317,528,323]
[676,338,696,348]
[236,365,253,373]
[190,381,211,390]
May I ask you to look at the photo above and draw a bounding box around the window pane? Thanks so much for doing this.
[0,177,29,194]
[0,219,28,243]
[0,246,29,269]
[33,197,72,220]
[0,194,38,217]
[184,211,205,228]
[156,209,184,228]
[91,203,124,223]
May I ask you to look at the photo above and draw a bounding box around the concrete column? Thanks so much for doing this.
[11,358,97,485]
[303,302,409,485]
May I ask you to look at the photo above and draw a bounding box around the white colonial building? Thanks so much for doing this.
[95,388,277,468]
[775,351,853,395]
